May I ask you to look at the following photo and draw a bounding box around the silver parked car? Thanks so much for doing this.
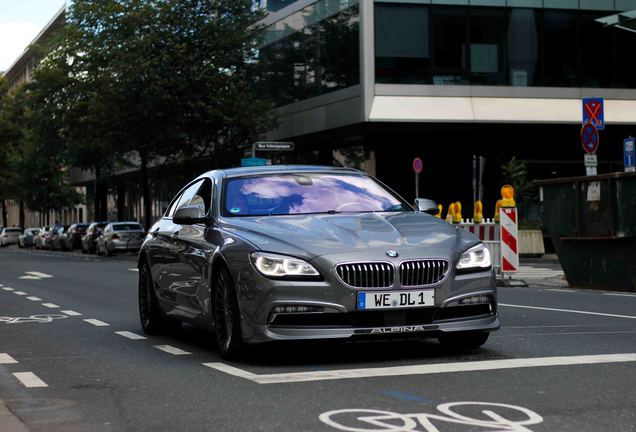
[0,227,22,246]
[96,222,145,256]
[138,166,499,358]
[18,228,41,248]
[34,226,51,249]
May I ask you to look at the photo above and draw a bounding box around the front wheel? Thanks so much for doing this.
[438,331,490,349]
[213,266,244,359]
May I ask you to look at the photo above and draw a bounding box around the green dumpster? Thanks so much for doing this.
[536,172,636,292]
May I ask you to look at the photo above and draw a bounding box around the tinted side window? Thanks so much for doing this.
[187,179,212,217]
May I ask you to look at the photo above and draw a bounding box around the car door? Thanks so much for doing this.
[169,178,214,318]
[148,179,204,306]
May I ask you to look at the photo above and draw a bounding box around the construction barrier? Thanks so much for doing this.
[499,207,519,273]
[459,219,501,275]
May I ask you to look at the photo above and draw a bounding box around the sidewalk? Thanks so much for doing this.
[503,254,569,288]
[0,399,30,432]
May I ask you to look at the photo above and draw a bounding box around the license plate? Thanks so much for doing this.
[357,289,434,310]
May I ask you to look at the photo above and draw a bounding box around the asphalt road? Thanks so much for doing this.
[1,246,635,432]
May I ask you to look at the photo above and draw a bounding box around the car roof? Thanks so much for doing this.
[198,165,361,180]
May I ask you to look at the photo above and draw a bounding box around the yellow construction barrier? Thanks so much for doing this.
[435,204,442,219]
[452,201,462,224]
[494,199,502,223]
[501,185,516,208]
[473,200,483,224]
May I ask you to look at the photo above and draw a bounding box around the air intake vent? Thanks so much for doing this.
[336,262,394,288]
[399,260,448,286]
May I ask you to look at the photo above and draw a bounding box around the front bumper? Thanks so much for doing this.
[234,257,499,344]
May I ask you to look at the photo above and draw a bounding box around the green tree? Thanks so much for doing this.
[42,0,275,228]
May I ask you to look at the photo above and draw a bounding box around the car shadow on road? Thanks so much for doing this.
[164,324,508,368]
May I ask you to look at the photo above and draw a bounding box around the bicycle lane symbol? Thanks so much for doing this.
[319,401,543,432]
[0,315,68,324]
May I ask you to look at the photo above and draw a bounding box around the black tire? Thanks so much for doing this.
[438,331,490,349]
[106,244,113,257]
[81,243,87,254]
[213,266,244,359]
[138,262,181,334]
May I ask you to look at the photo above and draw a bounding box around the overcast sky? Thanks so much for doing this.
[0,0,67,71]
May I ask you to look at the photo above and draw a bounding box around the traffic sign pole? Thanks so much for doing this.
[413,158,423,199]
[625,137,635,173]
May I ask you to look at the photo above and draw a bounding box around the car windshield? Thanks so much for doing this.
[113,224,143,231]
[224,173,408,216]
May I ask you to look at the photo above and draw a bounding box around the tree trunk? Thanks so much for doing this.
[19,201,25,228]
[140,153,152,231]
[94,166,101,221]
[1,199,7,227]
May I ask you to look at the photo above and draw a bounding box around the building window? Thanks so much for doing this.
[432,7,469,85]
[507,8,539,86]
[375,3,431,84]
[257,1,359,107]
[541,11,578,87]
[470,8,506,85]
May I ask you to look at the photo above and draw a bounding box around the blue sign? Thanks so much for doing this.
[625,137,635,172]
[583,98,604,130]
[240,157,269,167]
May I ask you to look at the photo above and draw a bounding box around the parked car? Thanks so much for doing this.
[50,225,71,251]
[81,222,108,254]
[34,226,51,249]
[62,223,90,251]
[18,228,41,248]
[0,227,23,246]
[96,222,145,256]
[138,166,499,359]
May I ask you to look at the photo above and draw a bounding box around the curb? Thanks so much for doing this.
[0,399,30,432]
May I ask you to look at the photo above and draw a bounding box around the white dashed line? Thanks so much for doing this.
[14,291,27,296]
[25,272,53,278]
[604,293,636,298]
[19,276,41,280]
[2,287,14,291]
[0,354,18,364]
[26,296,42,301]
[41,303,60,309]
[13,372,48,388]
[128,268,139,272]
[500,303,636,320]
[154,345,191,355]
[83,319,110,327]
[204,353,636,385]
[545,289,574,293]
[115,331,147,340]
[61,310,82,316]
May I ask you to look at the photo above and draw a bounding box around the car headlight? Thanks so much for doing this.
[250,252,321,280]
[456,244,492,273]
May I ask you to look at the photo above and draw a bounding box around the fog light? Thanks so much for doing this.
[272,305,321,314]
[458,295,491,305]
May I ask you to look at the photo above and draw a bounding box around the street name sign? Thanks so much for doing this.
[582,97,604,130]
[254,142,294,151]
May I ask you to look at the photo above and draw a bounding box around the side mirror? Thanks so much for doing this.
[415,198,438,215]
[173,205,208,225]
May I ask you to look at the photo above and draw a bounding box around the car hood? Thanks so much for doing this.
[219,212,478,261]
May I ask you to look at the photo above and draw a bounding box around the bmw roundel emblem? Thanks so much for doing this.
[386,250,398,258]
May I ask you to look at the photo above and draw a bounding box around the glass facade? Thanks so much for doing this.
[257,0,360,107]
[375,2,636,88]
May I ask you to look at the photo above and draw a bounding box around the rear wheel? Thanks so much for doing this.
[438,331,490,349]
[213,266,244,359]
[138,262,181,334]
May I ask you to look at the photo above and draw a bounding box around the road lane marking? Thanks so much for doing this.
[83,319,110,327]
[25,272,53,278]
[19,276,41,280]
[61,310,82,316]
[154,345,191,355]
[545,289,574,293]
[500,303,636,320]
[41,303,60,309]
[604,293,636,298]
[14,291,27,296]
[0,354,18,364]
[115,331,146,340]
[26,297,42,301]
[13,372,48,388]
[204,353,636,385]
[2,287,14,291]
[128,268,139,272]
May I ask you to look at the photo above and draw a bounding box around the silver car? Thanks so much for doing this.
[0,228,22,246]
[96,222,144,256]
[138,166,499,358]
[18,228,41,248]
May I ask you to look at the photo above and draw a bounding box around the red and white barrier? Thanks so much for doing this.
[459,219,499,241]
[499,208,519,273]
